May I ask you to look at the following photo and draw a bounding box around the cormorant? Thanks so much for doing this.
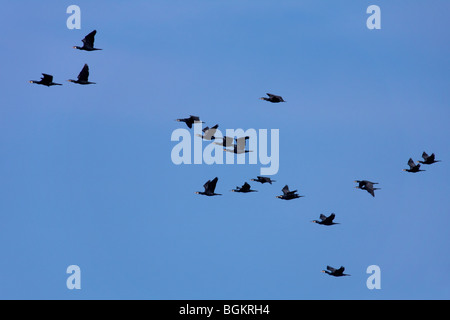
[176,115,204,129]
[354,180,379,197]
[403,158,425,173]
[196,177,221,196]
[312,213,339,226]
[260,93,285,103]
[195,124,219,140]
[418,152,441,165]
[231,182,257,193]
[29,74,62,87]
[73,30,102,51]
[276,185,303,200]
[322,266,350,277]
[251,176,276,184]
[68,64,96,85]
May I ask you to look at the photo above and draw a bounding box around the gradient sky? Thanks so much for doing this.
[0,0,449,299]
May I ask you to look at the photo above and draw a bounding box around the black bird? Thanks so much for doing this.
[73,30,102,51]
[196,177,222,196]
[251,176,276,185]
[403,158,425,173]
[354,180,379,197]
[176,115,204,129]
[312,213,339,226]
[29,74,62,87]
[418,152,441,165]
[231,182,257,193]
[276,185,303,200]
[68,64,96,85]
[260,93,285,103]
[322,266,350,277]
[195,124,219,140]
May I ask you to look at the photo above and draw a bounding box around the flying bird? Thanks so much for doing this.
[312,213,339,226]
[322,266,350,277]
[176,115,204,129]
[276,185,303,200]
[403,158,425,173]
[29,74,62,87]
[251,176,276,184]
[260,93,285,103]
[354,180,379,197]
[68,64,96,85]
[73,30,102,51]
[196,177,221,196]
[195,124,219,141]
[231,182,257,193]
[418,152,441,165]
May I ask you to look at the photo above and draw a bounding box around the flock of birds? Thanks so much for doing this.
[29,29,442,279]
[29,30,100,87]
[177,104,442,277]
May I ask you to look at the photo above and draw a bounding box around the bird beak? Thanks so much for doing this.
[29,81,33,83]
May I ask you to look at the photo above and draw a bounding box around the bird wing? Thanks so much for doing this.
[365,184,375,197]
[209,177,219,193]
[41,73,53,82]
[324,213,336,223]
[82,30,97,47]
[203,125,218,140]
[408,158,417,168]
[326,266,337,273]
[235,137,248,150]
[282,185,290,195]
[422,152,429,160]
[266,93,278,98]
[319,214,327,221]
[428,153,436,162]
[190,115,200,121]
[203,179,211,191]
[241,182,251,192]
[222,136,234,147]
[336,266,345,275]
[77,64,90,81]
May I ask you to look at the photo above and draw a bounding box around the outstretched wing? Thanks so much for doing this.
[335,266,345,275]
[203,125,218,140]
[326,266,337,273]
[324,213,336,223]
[77,64,90,81]
[82,30,97,48]
[422,152,429,160]
[407,158,416,169]
[222,136,234,147]
[282,185,290,195]
[41,73,53,84]
[203,179,211,192]
[208,177,218,193]
[428,153,436,162]
[319,214,327,221]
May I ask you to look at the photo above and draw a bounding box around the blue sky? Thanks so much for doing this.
[0,1,449,299]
